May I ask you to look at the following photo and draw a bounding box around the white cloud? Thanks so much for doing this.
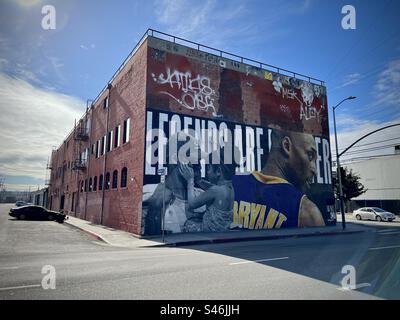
[330,116,400,163]
[80,43,96,51]
[154,0,313,48]
[153,0,258,47]
[335,72,361,89]
[374,59,400,107]
[291,0,314,14]
[0,72,84,185]
[15,0,42,7]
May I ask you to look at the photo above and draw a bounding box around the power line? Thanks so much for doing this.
[325,0,394,81]
[356,108,400,120]
[327,9,400,83]
[332,143,399,157]
[336,137,400,152]
[340,153,398,162]
[328,59,393,93]
[329,102,400,122]
[339,143,398,155]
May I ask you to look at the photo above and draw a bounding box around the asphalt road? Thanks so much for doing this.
[1,203,400,300]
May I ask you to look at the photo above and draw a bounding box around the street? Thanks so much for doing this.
[1,204,400,300]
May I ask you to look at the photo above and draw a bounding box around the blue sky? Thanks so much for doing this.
[0,0,399,190]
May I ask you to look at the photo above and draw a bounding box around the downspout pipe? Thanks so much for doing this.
[100,84,112,225]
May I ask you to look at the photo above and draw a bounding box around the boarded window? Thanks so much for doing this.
[99,174,103,191]
[121,167,128,188]
[112,170,118,189]
[105,172,110,190]
[114,125,120,148]
[107,131,113,152]
[103,96,109,109]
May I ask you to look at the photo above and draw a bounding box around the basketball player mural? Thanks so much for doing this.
[232,128,326,230]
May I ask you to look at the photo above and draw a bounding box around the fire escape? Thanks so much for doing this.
[72,123,89,171]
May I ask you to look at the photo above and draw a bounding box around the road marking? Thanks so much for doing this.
[0,267,19,270]
[229,257,289,265]
[377,231,400,236]
[91,241,111,247]
[377,229,399,233]
[337,283,371,291]
[0,284,41,291]
[369,245,400,251]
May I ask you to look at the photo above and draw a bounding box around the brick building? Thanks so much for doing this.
[48,29,332,237]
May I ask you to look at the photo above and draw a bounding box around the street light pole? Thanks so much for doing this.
[332,96,356,230]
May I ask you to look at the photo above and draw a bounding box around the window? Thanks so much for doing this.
[105,172,110,190]
[96,140,100,158]
[93,176,97,191]
[84,179,88,192]
[112,170,118,189]
[103,96,109,109]
[114,125,120,148]
[107,131,113,152]
[99,174,103,191]
[91,143,95,155]
[122,118,130,144]
[86,118,91,134]
[89,177,93,192]
[121,167,127,188]
[100,136,105,156]
[80,180,84,192]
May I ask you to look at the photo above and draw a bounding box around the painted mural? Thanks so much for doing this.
[141,38,335,236]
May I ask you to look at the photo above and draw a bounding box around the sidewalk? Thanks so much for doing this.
[65,215,374,248]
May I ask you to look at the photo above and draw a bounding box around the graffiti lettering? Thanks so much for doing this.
[300,105,323,121]
[186,48,220,65]
[282,88,297,100]
[230,61,240,69]
[280,104,291,114]
[264,72,273,81]
[152,68,217,116]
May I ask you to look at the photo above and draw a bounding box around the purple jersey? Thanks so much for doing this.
[232,172,305,229]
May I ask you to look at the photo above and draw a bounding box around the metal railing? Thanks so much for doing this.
[147,29,325,85]
[72,159,87,171]
[74,127,89,141]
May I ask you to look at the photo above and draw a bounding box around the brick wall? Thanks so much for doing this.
[49,40,148,235]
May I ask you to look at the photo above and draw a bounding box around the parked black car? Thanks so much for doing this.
[9,205,67,223]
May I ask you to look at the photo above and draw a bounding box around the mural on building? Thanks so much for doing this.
[142,40,334,235]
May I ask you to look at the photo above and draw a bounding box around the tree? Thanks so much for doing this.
[333,167,367,211]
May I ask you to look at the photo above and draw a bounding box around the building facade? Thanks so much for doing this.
[48,30,334,237]
[30,187,49,208]
[343,155,400,214]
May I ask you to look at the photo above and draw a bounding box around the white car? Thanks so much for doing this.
[353,207,396,222]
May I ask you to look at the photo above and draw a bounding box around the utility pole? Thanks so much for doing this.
[332,96,356,230]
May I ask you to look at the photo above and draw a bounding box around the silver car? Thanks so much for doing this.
[353,207,396,222]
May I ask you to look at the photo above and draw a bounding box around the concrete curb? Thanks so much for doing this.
[65,220,111,245]
[141,229,367,248]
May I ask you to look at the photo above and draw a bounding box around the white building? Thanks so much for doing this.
[343,154,400,214]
